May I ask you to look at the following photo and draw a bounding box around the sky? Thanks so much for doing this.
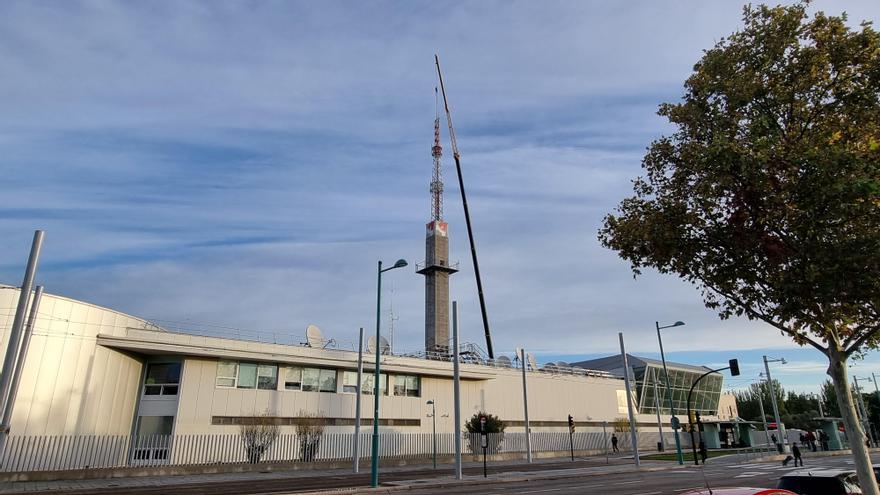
[1,1,879,395]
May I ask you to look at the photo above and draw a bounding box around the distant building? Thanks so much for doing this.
[572,354,728,418]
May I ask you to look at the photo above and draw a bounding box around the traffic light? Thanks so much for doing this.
[689,410,697,424]
[695,412,702,425]
[568,414,575,433]
[729,359,740,376]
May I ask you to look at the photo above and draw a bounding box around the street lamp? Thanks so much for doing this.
[370,258,408,488]
[763,356,787,453]
[656,320,685,465]
[427,400,437,469]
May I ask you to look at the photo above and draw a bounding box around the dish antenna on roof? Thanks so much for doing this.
[526,353,538,371]
[496,355,512,367]
[305,324,325,347]
[367,335,392,355]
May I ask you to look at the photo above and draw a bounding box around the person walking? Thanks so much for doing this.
[698,441,708,465]
[792,442,803,467]
[611,433,619,453]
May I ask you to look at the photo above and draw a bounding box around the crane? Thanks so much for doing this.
[434,54,495,359]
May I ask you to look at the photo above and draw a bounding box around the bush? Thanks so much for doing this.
[464,411,505,454]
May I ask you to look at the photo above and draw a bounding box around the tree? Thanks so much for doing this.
[599,3,880,491]
[239,412,280,464]
[613,416,637,433]
[293,410,325,462]
[464,411,505,454]
[821,380,841,417]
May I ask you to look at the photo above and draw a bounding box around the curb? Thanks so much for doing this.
[281,463,687,495]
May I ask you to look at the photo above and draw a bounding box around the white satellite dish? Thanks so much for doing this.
[526,353,538,371]
[306,324,325,347]
[514,347,523,359]
[366,335,391,355]
[497,355,512,367]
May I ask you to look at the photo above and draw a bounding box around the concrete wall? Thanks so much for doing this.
[0,286,156,435]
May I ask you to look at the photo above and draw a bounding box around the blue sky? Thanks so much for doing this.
[1,1,878,394]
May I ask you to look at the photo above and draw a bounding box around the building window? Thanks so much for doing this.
[342,371,359,393]
[216,361,237,388]
[143,363,181,396]
[361,373,388,395]
[284,367,302,390]
[216,360,278,390]
[393,375,420,397]
[283,366,337,393]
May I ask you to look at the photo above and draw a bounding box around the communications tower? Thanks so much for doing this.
[417,95,458,354]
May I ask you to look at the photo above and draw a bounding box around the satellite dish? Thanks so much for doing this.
[526,353,538,371]
[497,356,512,367]
[514,347,523,359]
[367,336,377,353]
[379,336,391,355]
[306,325,325,347]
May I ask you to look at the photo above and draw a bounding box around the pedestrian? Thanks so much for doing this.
[698,441,708,465]
[611,433,619,453]
[792,442,803,467]
[771,433,777,445]
[807,431,817,452]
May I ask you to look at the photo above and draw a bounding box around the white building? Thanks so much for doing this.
[0,284,736,442]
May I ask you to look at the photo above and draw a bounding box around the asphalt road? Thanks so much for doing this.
[1,454,870,495]
[399,455,868,495]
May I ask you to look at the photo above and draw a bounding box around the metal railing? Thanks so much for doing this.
[0,430,679,473]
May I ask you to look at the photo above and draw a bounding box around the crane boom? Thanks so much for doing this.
[435,54,495,359]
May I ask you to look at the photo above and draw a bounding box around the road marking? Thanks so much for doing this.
[630,492,662,495]
[517,489,564,494]
[612,480,644,485]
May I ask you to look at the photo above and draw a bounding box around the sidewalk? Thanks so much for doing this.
[0,455,669,494]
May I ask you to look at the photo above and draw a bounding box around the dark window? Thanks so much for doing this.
[145,363,180,385]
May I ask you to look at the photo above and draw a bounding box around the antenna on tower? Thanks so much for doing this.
[435,54,495,359]
[388,282,399,352]
[431,87,444,222]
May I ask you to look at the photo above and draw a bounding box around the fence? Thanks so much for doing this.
[0,430,686,473]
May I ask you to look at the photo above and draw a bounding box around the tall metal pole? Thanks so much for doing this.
[854,377,875,446]
[602,421,609,464]
[431,401,437,469]
[0,230,43,429]
[619,333,640,467]
[435,55,494,359]
[370,261,383,487]
[353,327,364,473]
[757,388,772,448]
[452,301,462,480]
[656,322,683,464]
[816,392,826,418]
[652,373,665,452]
[1,286,42,433]
[763,356,786,453]
[520,347,532,463]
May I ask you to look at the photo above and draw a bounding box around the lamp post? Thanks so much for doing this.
[763,356,787,453]
[427,400,437,469]
[370,258,407,488]
[656,320,685,465]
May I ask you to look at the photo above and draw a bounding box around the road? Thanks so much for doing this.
[399,455,866,495]
[0,453,869,495]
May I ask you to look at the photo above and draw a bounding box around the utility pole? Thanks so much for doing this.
[0,230,44,433]
[619,333,640,467]
[520,347,532,463]
[452,301,462,480]
[757,386,772,448]
[353,327,364,473]
[763,356,787,453]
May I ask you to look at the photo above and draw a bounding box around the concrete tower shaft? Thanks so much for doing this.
[418,104,457,354]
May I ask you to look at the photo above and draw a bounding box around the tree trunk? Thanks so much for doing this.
[828,348,878,495]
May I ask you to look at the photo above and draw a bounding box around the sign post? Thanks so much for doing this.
[568,414,575,461]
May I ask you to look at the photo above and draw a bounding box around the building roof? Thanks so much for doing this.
[571,354,715,375]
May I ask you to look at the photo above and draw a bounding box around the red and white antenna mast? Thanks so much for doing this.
[430,87,444,222]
